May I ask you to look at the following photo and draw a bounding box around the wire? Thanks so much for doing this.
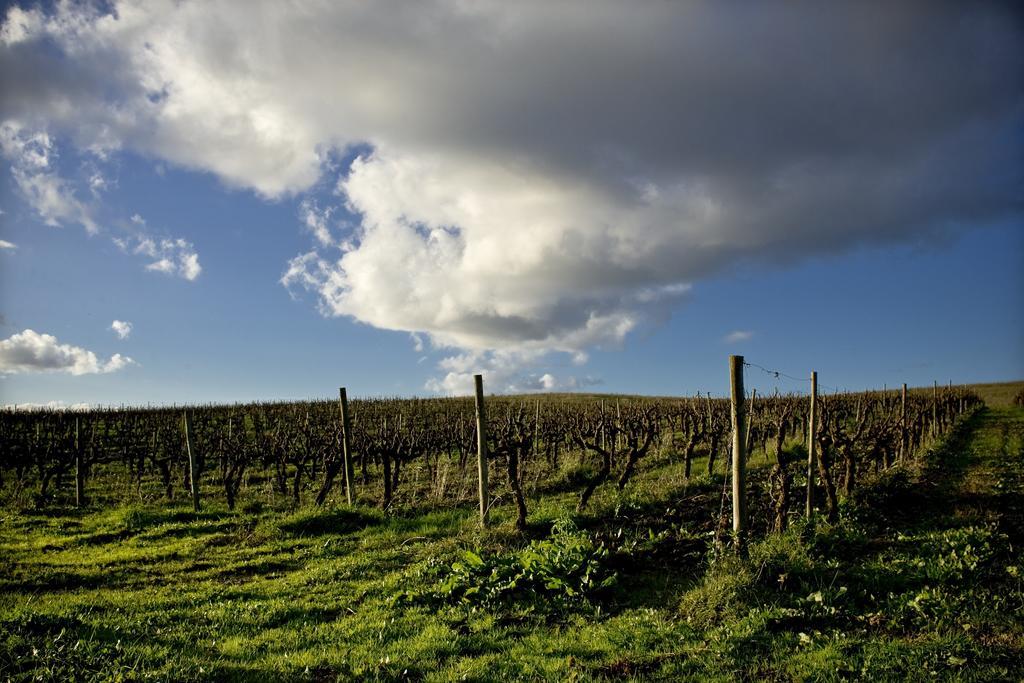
[743,360,839,392]
[743,361,808,383]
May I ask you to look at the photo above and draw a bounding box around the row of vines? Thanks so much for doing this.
[0,382,980,535]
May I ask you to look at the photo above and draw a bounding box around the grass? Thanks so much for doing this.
[2,408,1023,680]
[960,380,1024,408]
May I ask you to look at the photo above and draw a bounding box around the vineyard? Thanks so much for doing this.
[1,370,1022,680]
[0,368,979,524]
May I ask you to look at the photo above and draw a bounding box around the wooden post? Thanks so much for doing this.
[339,388,355,505]
[183,411,200,512]
[474,374,489,527]
[729,356,747,552]
[533,400,540,460]
[806,371,817,517]
[704,391,713,472]
[704,392,712,433]
[744,388,756,462]
[900,383,908,462]
[932,380,939,438]
[614,398,621,463]
[74,417,85,507]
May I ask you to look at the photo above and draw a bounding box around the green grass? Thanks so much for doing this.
[2,409,1023,681]
[962,380,1024,408]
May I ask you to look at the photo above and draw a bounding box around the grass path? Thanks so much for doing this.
[1,408,1022,681]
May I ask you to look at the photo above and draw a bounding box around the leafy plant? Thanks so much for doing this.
[420,518,616,612]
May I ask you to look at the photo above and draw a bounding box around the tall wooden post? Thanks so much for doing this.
[74,417,85,507]
[900,383,908,462]
[339,388,355,505]
[704,392,712,432]
[729,356,747,552]
[183,411,200,512]
[614,399,621,463]
[474,374,489,527]
[704,391,714,472]
[744,388,756,462]
[533,401,540,459]
[932,380,939,438]
[806,371,818,517]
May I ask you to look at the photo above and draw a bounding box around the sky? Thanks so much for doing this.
[0,1,1022,407]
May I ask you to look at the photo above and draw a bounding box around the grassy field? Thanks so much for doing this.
[960,380,1024,408]
[2,406,1023,681]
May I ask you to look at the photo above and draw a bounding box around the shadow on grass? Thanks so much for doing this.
[138,518,241,542]
[277,507,381,537]
[849,410,988,534]
[215,556,304,583]
[16,505,91,519]
[0,567,134,592]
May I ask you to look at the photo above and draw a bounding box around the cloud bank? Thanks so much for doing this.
[0,329,135,375]
[2,400,91,412]
[2,2,1022,391]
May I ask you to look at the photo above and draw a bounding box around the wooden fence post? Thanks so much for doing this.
[704,391,714,472]
[729,356,747,552]
[900,383,908,461]
[183,411,200,512]
[744,388,756,463]
[74,416,85,507]
[474,374,489,527]
[806,371,817,517]
[339,387,355,505]
[533,400,540,460]
[614,398,621,464]
[932,380,939,438]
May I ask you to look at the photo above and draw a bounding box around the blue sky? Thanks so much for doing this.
[0,2,1021,406]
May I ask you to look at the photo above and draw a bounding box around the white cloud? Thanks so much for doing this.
[299,199,335,248]
[179,252,201,280]
[110,319,132,339]
[724,330,753,344]
[424,348,551,395]
[0,123,199,281]
[282,154,685,354]
[0,121,98,233]
[115,232,202,281]
[423,347,602,395]
[87,167,108,196]
[0,5,43,45]
[0,239,15,249]
[3,2,1021,385]
[0,329,136,375]
[522,372,602,394]
[145,257,173,274]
